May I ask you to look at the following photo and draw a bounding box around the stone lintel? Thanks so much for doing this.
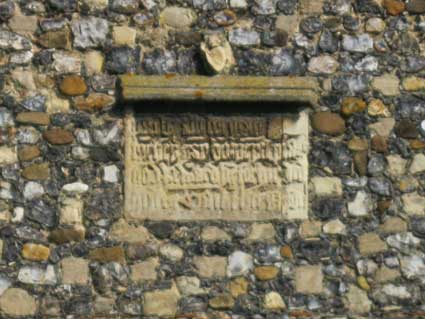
[120,75,319,106]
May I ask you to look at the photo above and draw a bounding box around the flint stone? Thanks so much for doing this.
[72,17,109,49]
[348,191,373,217]
[18,265,57,285]
[227,251,253,277]
[342,34,373,53]
[400,255,425,278]
[308,55,339,74]
[229,29,260,47]
[0,30,32,51]
[386,232,421,252]
[110,0,140,13]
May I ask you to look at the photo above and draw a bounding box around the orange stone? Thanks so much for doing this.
[280,245,294,259]
[22,163,50,180]
[59,75,87,96]
[409,139,425,149]
[384,0,405,15]
[22,243,50,261]
[16,112,50,125]
[254,266,279,281]
[371,135,388,153]
[73,93,115,112]
[312,112,346,136]
[43,128,74,145]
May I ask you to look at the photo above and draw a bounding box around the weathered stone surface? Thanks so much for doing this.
[112,26,137,46]
[18,146,41,161]
[61,257,89,284]
[247,223,276,241]
[60,197,83,225]
[143,285,180,317]
[369,118,395,137]
[358,233,387,256]
[342,34,373,53]
[125,113,309,221]
[230,277,249,297]
[227,251,253,277]
[160,7,196,29]
[89,246,126,263]
[131,257,159,282]
[201,226,231,241]
[372,74,400,96]
[0,146,18,166]
[194,256,227,278]
[380,217,408,234]
[38,29,71,49]
[110,219,153,243]
[22,163,50,180]
[311,177,342,197]
[84,51,104,75]
[299,0,324,14]
[22,243,50,261]
[16,112,50,125]
[345,285,372,314]
[407,0,425,13]
[312,112,346,135]
[263,291,286,310]
[43,129,74,144]
[209,293,235,310]
[18,265,57,285]
[59,75,87,96]
[403,192,425,216]
[410,153,425,174]
[0,288,37,316]
[295,265,323,294]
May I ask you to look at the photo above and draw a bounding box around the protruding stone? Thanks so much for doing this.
[312,112,346,135]
[201,34,235,74]
[22,243,50,261]
[89,246,126,263]
[358,233,387,256]
[59,75,87,96]
[0,288,37,316]
[43,129,74,144]
[16,112,50,125]
[22,163,50,180]
[295,265,323,294]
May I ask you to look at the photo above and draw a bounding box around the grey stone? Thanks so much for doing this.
[252,0,276,14]
[143,49,177,74]
[72,17,109,49]
[227,251,253,277]
[342,34,374,53]
[106,47,138,74]
[17,127,41,144]
[348,191,373,217]
[47,0,77,11]
[368,177,393,196]
[23,182,44,200]
[319,30,338,53]
[0,108,13,127]
[270,49,304,75]
[0,275,11,296]
[354,56,379,72]
[400,255,425,279]
[109,0,140,13]
[386,232,421,252]
[0,1,14,22]
[18,265,57,285]
[0,30,32,51]
[21,95,46,112]
[229,29,260,47]
[26,199,57,228]
[367,155,386,176]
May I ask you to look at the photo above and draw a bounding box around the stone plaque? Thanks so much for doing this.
[124,110,309,221]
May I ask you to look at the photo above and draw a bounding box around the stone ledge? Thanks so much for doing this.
[120,75,319,106]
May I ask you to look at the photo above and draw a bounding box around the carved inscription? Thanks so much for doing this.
[125,111,309,220]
